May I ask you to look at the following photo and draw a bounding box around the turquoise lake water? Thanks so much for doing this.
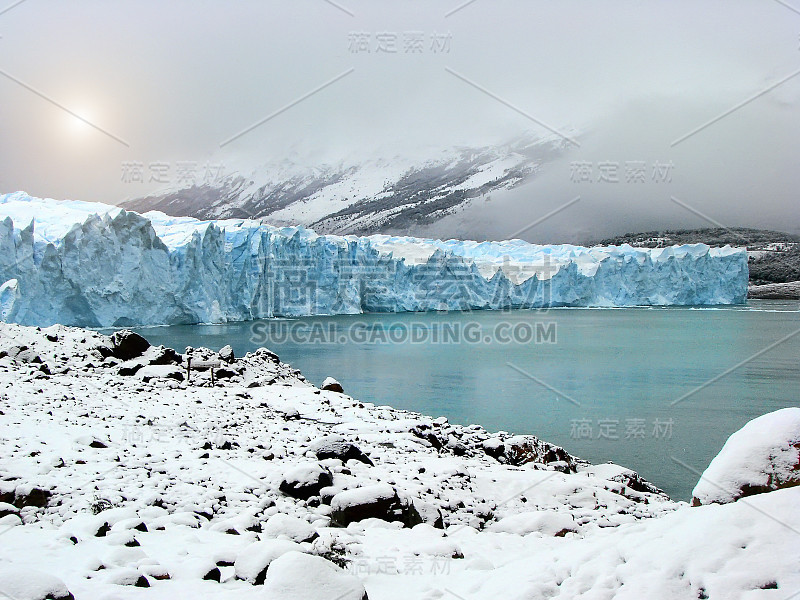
[126,300,800,501]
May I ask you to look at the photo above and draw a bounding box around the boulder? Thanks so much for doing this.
[279,463,333,500]
[234,539,303,585]
[262,551,368,600]
[482,437,505,459]
[0,502,19,518]
[407,499,444,529]
[218,345,235,363]
[692,407,800,506]
[446,436,467,456]
[215,368,238,380]
[410,424,443,450]
[10,486,51,509]
[263,513,318,543]
[147,346,182,366]
[15,349,42,364]
[313,437,374,466]
[0,568,74,600]
[117,363,144,376]
[109,330,150,361]
[321,377,344,393]
[503,435,574,470]
[329,484,408,526]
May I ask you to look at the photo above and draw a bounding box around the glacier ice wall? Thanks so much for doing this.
[0,192,748,327]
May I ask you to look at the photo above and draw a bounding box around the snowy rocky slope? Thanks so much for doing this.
[1,324,798,599]
[0,193,749,327]
[121,137,569,236]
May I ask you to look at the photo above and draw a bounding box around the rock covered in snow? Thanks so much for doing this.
[279,463,334,500]
[261,551,368,600]
[321,377,344,393]
[313,436,374,466]
[263,513,318,543]
[692,407,800,505]
[234,539,303,585]
[218,344,235,363]
[330,484,409,527]
[0,568,73,600]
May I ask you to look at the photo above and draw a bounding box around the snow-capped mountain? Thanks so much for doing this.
[122,135,572,236]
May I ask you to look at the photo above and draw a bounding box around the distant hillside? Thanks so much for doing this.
[596,228,800,285]
[122,135,570,236]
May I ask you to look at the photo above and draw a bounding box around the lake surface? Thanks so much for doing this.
[125,300,800,501]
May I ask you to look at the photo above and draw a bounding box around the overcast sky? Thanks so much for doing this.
[0,0,797,241]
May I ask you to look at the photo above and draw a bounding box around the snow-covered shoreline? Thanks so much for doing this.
[0,323,797,599]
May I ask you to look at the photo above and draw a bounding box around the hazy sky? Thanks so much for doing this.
[0,0,798,241]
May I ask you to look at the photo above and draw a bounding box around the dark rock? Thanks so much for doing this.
[148,346,182,366]
[314,439,374,466]
[95,344,113,358]
[109,330,150,361]
[330,485,420,527]
[610,470,664,496]
[482,438,505,459]
[215,368,237,379]
[410,425,443,450]
[503,436,577,472]
[446,438,467,456]
[95,522,111,537]
[321,377,344,393]
[134,575,150,588]
[89,440,108,449]
[117,363,143,377]
[402,499,444,529]
[13,487,51,509]
[203,567,221,582]
[279,464,333,500]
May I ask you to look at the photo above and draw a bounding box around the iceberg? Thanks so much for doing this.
[0,192,748,328]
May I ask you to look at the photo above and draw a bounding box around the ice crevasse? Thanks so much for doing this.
[0,192,748,327]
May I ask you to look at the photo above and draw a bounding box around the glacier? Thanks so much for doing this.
[0,192,748,328]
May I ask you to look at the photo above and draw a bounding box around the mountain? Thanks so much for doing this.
[121,135,571,236]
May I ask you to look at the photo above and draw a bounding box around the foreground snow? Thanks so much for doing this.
[692,407,800,506]
[0,192,748,327]
[0,324,797,599]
